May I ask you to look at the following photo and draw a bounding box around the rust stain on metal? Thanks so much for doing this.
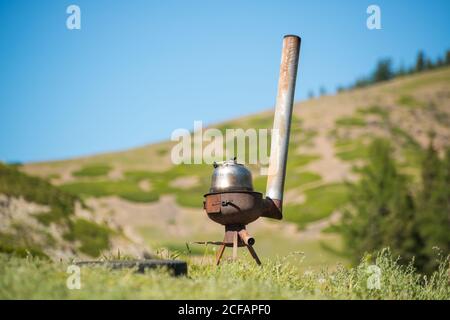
[204,193,221,213]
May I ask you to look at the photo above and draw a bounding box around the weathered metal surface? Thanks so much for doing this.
[209,159,254,193]
[261,197,282,220]
[203,193,221,213]
[266,35,301,202]
[214,225,262,265]
[204,191,263,225]
[238,229,255,246]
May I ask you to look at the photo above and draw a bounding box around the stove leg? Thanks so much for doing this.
[246,244,262,265]
[215,243,226,266]
[214,225,261,266]
[232,231,238,261]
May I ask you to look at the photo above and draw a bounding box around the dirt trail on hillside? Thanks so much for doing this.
[305,133,355,183]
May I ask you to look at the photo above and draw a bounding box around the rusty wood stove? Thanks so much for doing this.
[201,35,301,265]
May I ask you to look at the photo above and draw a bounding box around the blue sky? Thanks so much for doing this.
[1,0,449,163]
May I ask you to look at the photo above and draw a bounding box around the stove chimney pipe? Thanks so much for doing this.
[265,35,301,215]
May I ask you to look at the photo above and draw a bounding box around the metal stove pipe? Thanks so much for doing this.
[265,35,301,213]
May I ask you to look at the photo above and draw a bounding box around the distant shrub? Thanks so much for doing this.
[357,105,389,119]
[119,191,159,203]
[0,232,49,259]
[0,163,78,222]
[156,148,168,156]
[336,145,369,161]
[0,163,112,257]
[335,116,366,127]
[287,154,320,169]
[61,180,160,203]
[396,95,424,108]
[64,219,112,257]
[72,164,112,177]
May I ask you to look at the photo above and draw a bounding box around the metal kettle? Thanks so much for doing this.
[209,159,254,193]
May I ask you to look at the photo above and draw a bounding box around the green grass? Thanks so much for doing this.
[119,191,159,203]
[254,171,321,192]
[61,180,135,197]
[357,105,389,119]
[0,231,49,260]
[72,164,112,177]
[0,249,448,299]
[163,243,205,256]
[284,184,348,228]
[64,219,113,257]
[138,223,347,271]
[0,163,114,258]
[390,126,420,149]
[292,128,318,146]
[125,165,211,207]
[245,114,274,130]
[334,139,354,149]
[61,180,160,203]
[45,173,61,181]
[66,166,207,206]
[285,171,321,189]
[335,138,369,161]
[0,163,78,223]
[175,192,203,207]
[336,146,369,161]
[156,148,169,156]
[287,154,320,169]
[397,66,450,93]
[396,95,425,109]
[335,116,366,127]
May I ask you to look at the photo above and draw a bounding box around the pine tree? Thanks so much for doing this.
[417,144,450,272]
[373,59,393,82]
[340,139,425,267]
[416,51,425,72]
[425,59,434,70]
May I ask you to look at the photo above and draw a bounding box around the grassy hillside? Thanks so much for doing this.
[1,66,449,300]
[1,66,448,270]
[0,163,124,259]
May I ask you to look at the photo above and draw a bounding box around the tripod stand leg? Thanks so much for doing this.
[232,231,238,261]
[215,243,226,266]
[246,245,262,265]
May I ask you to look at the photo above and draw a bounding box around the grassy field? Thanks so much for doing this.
[284,184,348,228]
[1,67,449,299]
[72,164,112,178]
[0,163,115,258]
[0,249,448,299]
